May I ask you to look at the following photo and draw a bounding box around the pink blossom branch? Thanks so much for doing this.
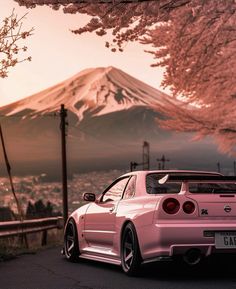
[13,0,236,155]
[0,10,33,78]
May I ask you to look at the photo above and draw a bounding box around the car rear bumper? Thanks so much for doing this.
[138,222,236,260]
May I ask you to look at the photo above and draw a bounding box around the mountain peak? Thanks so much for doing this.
[1,66,169,120]
[104,65,115,72]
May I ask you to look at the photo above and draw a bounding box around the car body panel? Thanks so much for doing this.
[84,200,118,247]
[187,194,236,217]
[65,170,236,266]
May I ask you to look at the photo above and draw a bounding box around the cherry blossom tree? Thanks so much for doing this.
[0,10,33,78]
[14,0,236,154]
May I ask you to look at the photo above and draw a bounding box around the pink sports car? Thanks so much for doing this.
[63,170,236,276]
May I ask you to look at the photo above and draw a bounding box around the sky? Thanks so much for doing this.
[0,0,166,107]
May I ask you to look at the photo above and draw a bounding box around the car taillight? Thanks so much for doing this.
[183,201,195,214]
[163,198,180,214]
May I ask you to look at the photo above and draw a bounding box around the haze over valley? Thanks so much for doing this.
[0,67,233,179]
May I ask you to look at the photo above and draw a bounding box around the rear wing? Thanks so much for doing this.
[159,175,236,185]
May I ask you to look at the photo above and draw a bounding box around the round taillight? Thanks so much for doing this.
[183,201,195,214]
[163,198,180,214]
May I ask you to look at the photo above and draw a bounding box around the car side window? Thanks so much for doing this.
[102,177,130,203]
[123,176,136,199]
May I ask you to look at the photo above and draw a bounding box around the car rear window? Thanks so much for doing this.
[189,183,236,194]
[146,173,182,194]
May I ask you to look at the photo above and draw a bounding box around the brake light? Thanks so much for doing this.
[163,198,180,214]
[183,201,195,214]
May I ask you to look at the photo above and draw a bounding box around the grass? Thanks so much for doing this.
[0,229,63,261]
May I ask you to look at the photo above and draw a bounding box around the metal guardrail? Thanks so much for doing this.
[0,217,64,246]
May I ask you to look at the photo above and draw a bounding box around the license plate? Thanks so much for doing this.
[215,232,236,249]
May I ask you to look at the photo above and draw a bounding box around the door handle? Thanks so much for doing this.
[109,206,115,213]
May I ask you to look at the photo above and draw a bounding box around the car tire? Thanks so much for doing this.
[121,222,142,276]
[64,218,80,262]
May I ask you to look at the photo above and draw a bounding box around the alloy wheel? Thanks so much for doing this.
[64,219,80,261]
[65,222,75,257]
[123,229,134,270]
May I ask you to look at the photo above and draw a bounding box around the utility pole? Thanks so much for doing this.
[157,155,170,170]
[60,104,68,225]
[0,124,24,221]
[130,162,138,172]
[143,141,150,170]
[217,162,221,173]
[234,161,236,176]
[130,141,150,172]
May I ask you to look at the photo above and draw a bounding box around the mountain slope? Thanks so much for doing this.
[1,66,170,120]
[0,66,229,178]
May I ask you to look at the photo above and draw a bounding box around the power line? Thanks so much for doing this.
[157,155,170,170]
[0,124,24,221]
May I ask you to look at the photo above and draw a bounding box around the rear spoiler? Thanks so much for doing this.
[159,175,236,184]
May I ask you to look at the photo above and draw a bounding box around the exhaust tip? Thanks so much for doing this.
[183,248,202,266]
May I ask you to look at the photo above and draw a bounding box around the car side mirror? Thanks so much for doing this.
[83,193,96,202]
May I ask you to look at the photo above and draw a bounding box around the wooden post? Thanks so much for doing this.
[41,230,48,246]
[60,104,68,225]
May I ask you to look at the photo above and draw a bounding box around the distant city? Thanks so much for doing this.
[0,170,126,216]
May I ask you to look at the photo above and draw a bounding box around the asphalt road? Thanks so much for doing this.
[1,247,236,289]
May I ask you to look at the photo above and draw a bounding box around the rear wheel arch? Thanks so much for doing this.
[120,220,132,240]
[120,221,142,252]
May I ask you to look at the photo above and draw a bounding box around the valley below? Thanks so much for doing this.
[0,169,125,216]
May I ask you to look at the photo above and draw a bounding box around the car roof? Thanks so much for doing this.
[119,170,222,197]
[122,170,222,178]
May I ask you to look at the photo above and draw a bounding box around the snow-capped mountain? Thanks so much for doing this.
[0,66,228,178]
[1,66,169,120]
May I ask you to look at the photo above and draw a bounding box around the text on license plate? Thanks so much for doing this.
[215,232,236,249]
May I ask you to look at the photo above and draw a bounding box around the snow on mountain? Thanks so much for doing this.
[0,66,230,177]
[1,66,169,120]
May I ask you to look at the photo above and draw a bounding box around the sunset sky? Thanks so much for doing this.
[0,0,166,107]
